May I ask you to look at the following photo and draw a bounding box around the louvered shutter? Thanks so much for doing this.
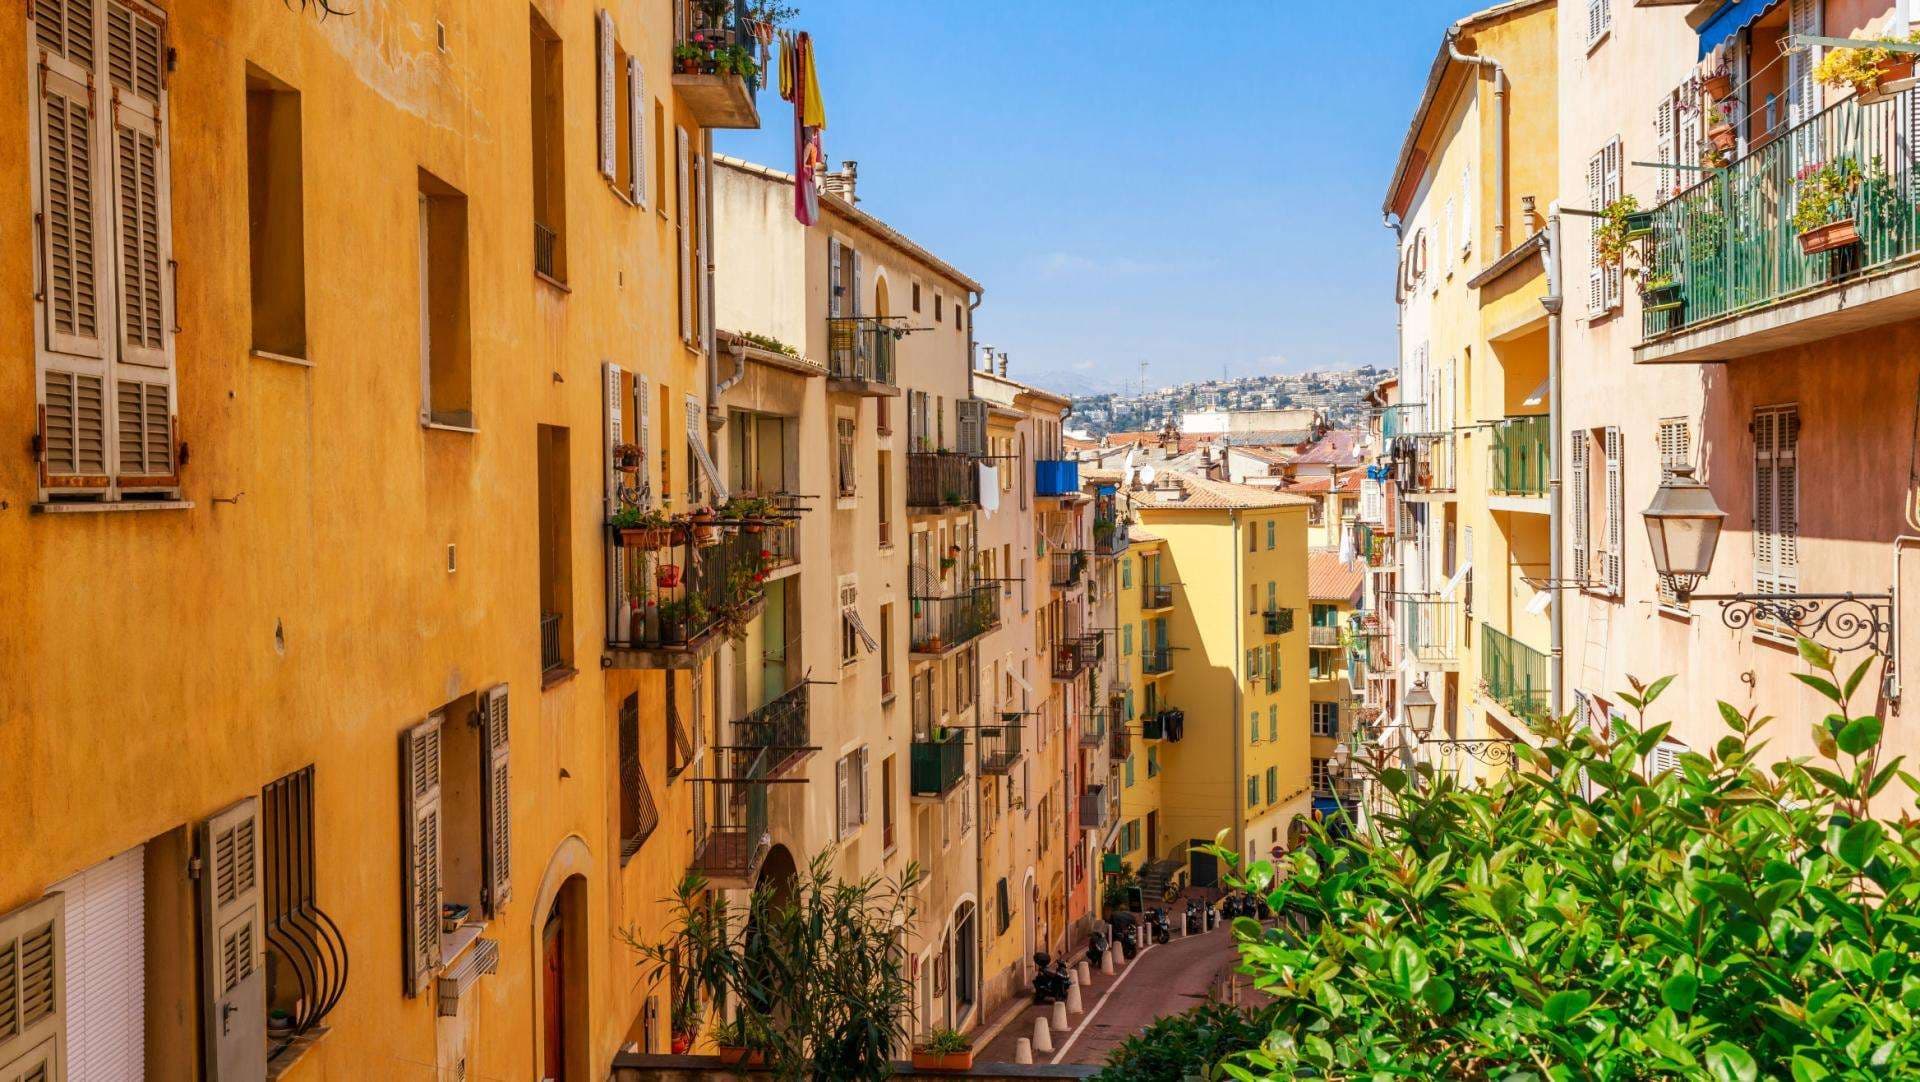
[52,847,144,1081]
[1788,0,1821,141]
[695,152,711,347]
[628,58,646,207]
[1754,410,1777,595]
[1587,150,1606,315]
[198,798,265,1080]
[635,373,652,509]
[828,238,843,318]
[399,716,443,997]
[849,247,862,317]
[685,395,727,503]
[1571,434,1590,584]
[0,894,65,1082]
[858,747,871,825]
[957,399,987,457]
[1657,419,1692,605]
[676,127,691,342]
[1656,97,1675,197]
[1754,407,1800,596]
[1459,165,1473,256]
[480,685,512,916]
[603,363,625,513]
[835,756,851,839]
[1587,0,1609,46]
[1603,140,1623,310]
[1604,427,1623,595]
[36,65,103,360]
[596,11,616,180]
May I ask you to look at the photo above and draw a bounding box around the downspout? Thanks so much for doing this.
[1230,510,1245,865]
[1447,28,1509,254]
[1543,209,1565,716]
[704,132,726,438]
[1383,212,1403,744]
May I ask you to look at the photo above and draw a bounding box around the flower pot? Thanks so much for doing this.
[1640,282,1684,313]
[716,1047,765,1067]
[1707,122,1738,152]
[671,1032,695,1055]
[1798,217,1861,255]
[619,526,673,549]
[1858,56,1918,103]
[656,564,683,589]
[1702,72,1733,101]
[911,1050,974,1071]
[695,525,720,548]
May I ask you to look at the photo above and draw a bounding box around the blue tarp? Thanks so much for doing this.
[1696,0,1780,60]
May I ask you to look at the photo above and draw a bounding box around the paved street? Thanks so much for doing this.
[977,919,1245,1068]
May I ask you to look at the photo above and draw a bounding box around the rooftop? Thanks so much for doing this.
[1307,548,1367,604]
[1090,468,1316,511]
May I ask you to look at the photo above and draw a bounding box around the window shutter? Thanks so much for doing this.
[1570,434,1590,584]
[1788,0,1821,136]
[957,399,987,457]
[480,684,512,916]
[36,68,104,360]
[828,238,843,318]
[1656,97,1675,197]
[1587,150,1606,315]
[1587,0,1608,45]
[1603,139,1623,311]
[849,247,862,318]
[835,756,851,839]
[596,10,616,181]
[635,374,652,509]
[628,58,646,207]
[1604,426,1624,596]
[1459,165,1473,256]
[675,127,691,342]
[603,362,625,514]
[858,747,871,825]
[399,716,443,997]
[1657,419,1692,605]
[1776,409,1800,592]
[0,894,66,1082]
[198,797,265,1081]
[695,152,711,347]
[685,395,727,503]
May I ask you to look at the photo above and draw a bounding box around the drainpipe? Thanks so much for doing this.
[1229,510,1245,865]
[1543,209,1565,717]
[704,132,724,441]
[1383,212,1403,741]
[1447,28,1509,254]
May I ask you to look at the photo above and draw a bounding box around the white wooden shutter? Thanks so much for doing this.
[685,395,727,503]
[849,246,862,317]
[1587,0,1609,46]
[1458,165,1473,256]
[1656,96,1675,197]
[828,238,843,318]
[957,399,987,458]
[1788,0,1821,137]
[1656,419,1692,606]
[1570,434,1590,584]
[835,756,852,839]
[628,58,647,207]
[52,847,144,1082]
[1586,150,1605,316]
[696,152,711,348]
[0,893,66,1082]
[676,127,691,342]
[1603,426,1623,595]
[199,798,265,1081]
[1603,139,1623,311]
[480,684,512,916]
[596,10,616,181]
[400,716,443,997]
[604,362,625,514]
[635,373,652,509]
[858,747,871,825]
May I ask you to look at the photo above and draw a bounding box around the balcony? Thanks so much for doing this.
[1139,707,1182,741]
[1141,647,1174,677]
[690,747,772,890]
[1375,402,1432,440]
[911,730,967,797]
[1263,607,1295,636]
[1050,550,1088,589]
[980,715,1023,775]
[1398,594,1460,668]
[1308,625,1342,648]
[1488,415,1550,506]
[540,611,565,675]
[670,2,761,130]
[1079,786,1111,832]
[1355,522,1391,568]
[1093,516,1130,556]
[1035,458,1080,497]
[1396,433,1456,497]
[907,450,979,509]
[1109,722,1131,760]
[1482,623,1550,718]
[732,683,811,779]
[909,584,999,655]
[1142,583,1174,610]
[825,317,901,396]
[1638,86,1920,364]
[1051,633,1103,681]
[607,525,768,668]
[1078,711,1105,750]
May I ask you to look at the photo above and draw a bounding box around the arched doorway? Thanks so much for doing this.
[875,275,890,319]
[948,901,977,1028]
[756,843,799,907]
[541,876,589,1081]
[1023,872,1038,986]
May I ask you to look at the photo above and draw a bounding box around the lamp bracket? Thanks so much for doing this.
[1684,592,1892,656]
[1423,738,1518,767]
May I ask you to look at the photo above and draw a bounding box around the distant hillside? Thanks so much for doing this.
[1066,366,1384,436]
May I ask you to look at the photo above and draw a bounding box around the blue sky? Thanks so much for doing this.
[716,2,1472,395]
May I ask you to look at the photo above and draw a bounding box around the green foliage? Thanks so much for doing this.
[1792,158,1863,235]
[918,1028,971,1055]
[1217,642,1920,1078]
[627,855,923,1082]
[739,330,800,357]
[1595,195,1642,269]
[1093,1001,1273,1082]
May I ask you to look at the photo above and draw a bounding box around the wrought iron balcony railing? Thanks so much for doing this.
[1079,785,1111,832]
[825,317,900,390]
[980,715,1023,775]
[262,767,347,1063]
[1050,550,1088,589]
[1308,625,1342,648]
[907,450,979,509]
[1093,516,1130,555]
[1142,583,1174,610]
[1263,607,1295,636]
[1642,85,1920,341]
[608,525,768,659]
[1078,710,1105,750]
[1141,647,1174,676]
[1488,415,1550,498]
[909,583,999,654]
[1398,594,1460,665]
[1482,623,1550,717]
[689,746,771,889]
[911,730,967,796]
[1052,633,1103,680]
[732,683,811,779]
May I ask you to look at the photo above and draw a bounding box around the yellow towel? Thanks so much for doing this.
[802,34,826,129]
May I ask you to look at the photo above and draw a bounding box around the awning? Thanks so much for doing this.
[1696,0,1780,60]
[1312,797,1350,818]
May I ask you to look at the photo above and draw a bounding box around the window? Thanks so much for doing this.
[912,280,922,312]
[33,0,180,502]
[1246,776,1259,808]
[400,683,512,996]
[1249,711,1261,744]
[954,647,976,711]
[529,6,568,280]
[935,293,944,321]
[1265,767,1277,805]
[419,172,472,428]
[1266,520,1275,549]
[835,747,870,839]
[840,576,875,664]
[246,66,306,360]
[596,10,647,206]
[1122,624,1133,656]
[1312,701,1338,737]
[879,603,895,697]
[1570,427,1623,596]
[1754,406,1801,598]
[1121,559,1133,589]
[837,416,857,497]
[619,693,660,862]
[1586,139,1623,315]
[1147,746,1160,778]
[1268,705,1277,742]
[877,448,892,544]
[1312,757,1335,792]
[1657,418,1692,607]
[1124,755,1135,787]
[881,755,897,851]
[1586,0,1612,48]
[1247,524,1257,551]
[537,426,573,674]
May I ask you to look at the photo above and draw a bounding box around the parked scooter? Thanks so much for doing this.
[1184,897,1205,935]
[1086,926,1111,968]
[1032,951,1072,1004]
[1111,911,1140,958]
[1147,907,1172,945]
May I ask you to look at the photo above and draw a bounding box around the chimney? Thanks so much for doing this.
[998,351,1008,377]
[820,159,858,203]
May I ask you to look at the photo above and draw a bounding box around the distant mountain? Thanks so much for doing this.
[1061,366,1384,436]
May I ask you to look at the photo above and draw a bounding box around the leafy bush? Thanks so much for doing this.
[918,1028,971,1056]
[1093,1000,1273,1082]
[1220,640,1920,1078]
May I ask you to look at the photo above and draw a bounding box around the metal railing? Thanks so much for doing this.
[1264,608,1295,636]
[1050,550,1088,588]
[1308,625,1342,648]
[690,746,771,887]
[1079,711,1105,749]
[1399,595,1460,664]
[911,730,967,796]
[1644,85,1920,339]
[1109,721,1131,760]
[733,683,810,778]
[1139,708,1181,740]
[1052,633,1103,680]
[1142,583,1174,609]
[262,766,348,1062]
[1488,415,1550,497]
[909,583,999,653]
[1141,647,1174,675]
[1482,623,1550,717]
[907,450,979,508]
[1399,433,1456,493]
[540,611,565,673]
[826,317,899,387]
[1078,786,1110,832]
[609,526,767,653]
[1093,517,1130,555]
[760,517,800,569]
[980,716,1022,775]
[1035,458,1080,497]
[534,221,558,279]
[1376,402,1438,439]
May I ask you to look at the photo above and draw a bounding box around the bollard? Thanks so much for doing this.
[1015,1037,1034,1065]
[1075,960,1091,986]
[1032,1016,1054,1054]
[1051,1000,1070,1032]
[1066,980,1084,1014]
[1101,946,1116,975]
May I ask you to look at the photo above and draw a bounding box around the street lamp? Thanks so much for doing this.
[1403,680,1436,738]
[1642,467,1892,657]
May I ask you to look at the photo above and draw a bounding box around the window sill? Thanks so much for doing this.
[251,348,312,368]
[33,499,193,515]
[1586,28,1611,56]
[534,269,571,293]
[422,419,480,435]
[266,1024,330,1081]
[440,919,489,971]
[880,692,897,707]
[542,665,579,690]
[1656,603,1694,622]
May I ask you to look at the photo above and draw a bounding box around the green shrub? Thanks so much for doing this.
[1093,1000,1272,1082]
[1219,639,1920,1078]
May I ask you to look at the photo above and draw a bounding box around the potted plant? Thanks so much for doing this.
[611,507,674,549]
[1814,32,1920,102]
[690,506,721,548]
[1701,64,1733,103]
[1706,98,1739,152]
[1700,144,1731,171]
[659,596,708,643]
[912,1028,974,1071]
[710,1017,767,1067]
[656,562,684,589]
[672,43,702,74]
[1793,158,1863,255]
[670,999,698,1055]
[612,441,644,471]
[1639,271,1683,313]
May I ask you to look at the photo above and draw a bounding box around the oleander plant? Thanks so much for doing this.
[1217,638,1920,1079]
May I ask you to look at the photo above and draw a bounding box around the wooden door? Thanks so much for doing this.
[543,907,565,1082]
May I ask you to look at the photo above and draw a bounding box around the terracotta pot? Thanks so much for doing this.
[619,526,672,549]
[656,564,683,589]
[910,1050,973,1071]
[671,1032,695,1055]
[716,1047,765,1067]
[1702,72,1733,100]
[1798,217,1861,255]
[1707,122,1738,152]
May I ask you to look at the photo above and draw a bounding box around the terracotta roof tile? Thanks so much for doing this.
[1306,548,1366,603]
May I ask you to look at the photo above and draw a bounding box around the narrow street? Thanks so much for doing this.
[976,921,1245,1067]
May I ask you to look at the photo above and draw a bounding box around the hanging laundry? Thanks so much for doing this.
[791,31,821,226]
[799,30,826,129]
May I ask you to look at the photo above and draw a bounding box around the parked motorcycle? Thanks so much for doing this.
[1110,911,1140,958]
[1032,951,1072,1004]
[1147,906,1172,945]
[1184,897,1205,935]
[1086,926,1111,968]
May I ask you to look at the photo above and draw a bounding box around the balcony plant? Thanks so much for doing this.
[1594,196,1643,270]
[710,1016,769,1068]
[715,43,759,81]
[658,596,708,643]
[690,505,721,547]
[1639,269,1683,313]
[672,43,703,75]
[1706,97,1739,152]
[1792,157,1864,255]
[1700,60,1733,103]
[1814,32,1920,101]
[610,506,674,549]
[612,441,644,471]
[912,1028,974,1072]
[1212,644,1920,1079]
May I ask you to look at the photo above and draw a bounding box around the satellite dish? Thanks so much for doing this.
[1139,465,1158,486]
